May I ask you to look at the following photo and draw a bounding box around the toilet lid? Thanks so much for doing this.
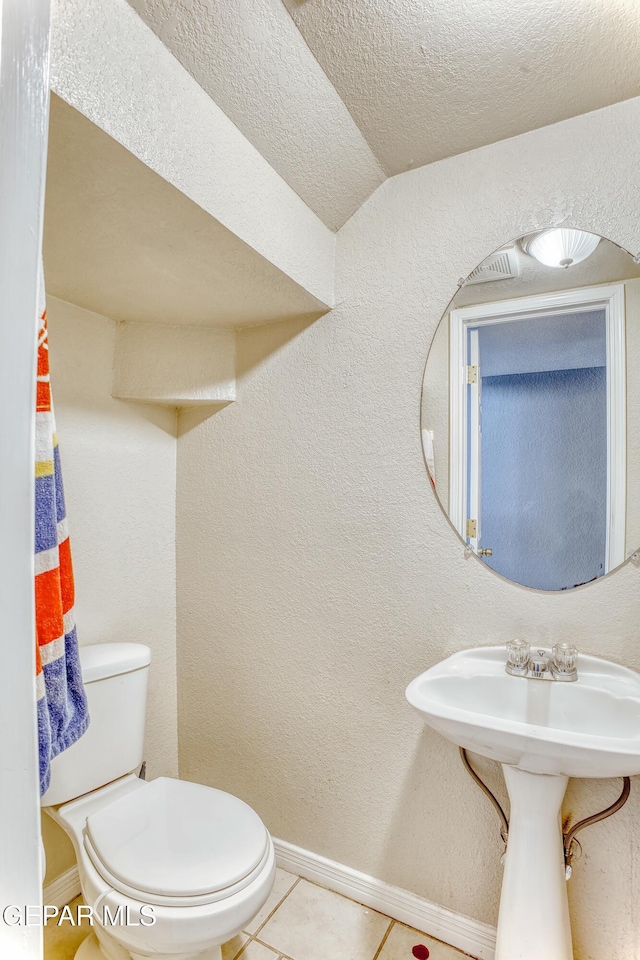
[85,778,269,899]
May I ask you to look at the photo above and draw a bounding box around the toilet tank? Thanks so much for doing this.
[41,643,151,807]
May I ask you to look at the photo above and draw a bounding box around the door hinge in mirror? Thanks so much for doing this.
[466,518,477,538]
[467,365,478,384]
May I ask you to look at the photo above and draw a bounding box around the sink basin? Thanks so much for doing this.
[406,645,640,778]
[406,645,640,960]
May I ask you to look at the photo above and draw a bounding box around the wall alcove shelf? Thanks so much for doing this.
[112,321,237,432]
[43,94,332,431]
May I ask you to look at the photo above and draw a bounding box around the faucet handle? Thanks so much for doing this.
[506,639,530,674]
[552,643,579,677]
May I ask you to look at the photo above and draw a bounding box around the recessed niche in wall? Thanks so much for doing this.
[112,322,236,431]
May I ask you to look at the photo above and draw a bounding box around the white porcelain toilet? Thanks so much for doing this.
[42,643,275,960]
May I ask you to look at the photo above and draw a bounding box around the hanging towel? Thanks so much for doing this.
[35,284,89,797]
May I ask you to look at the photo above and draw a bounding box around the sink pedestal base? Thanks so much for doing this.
[496,766,572,960]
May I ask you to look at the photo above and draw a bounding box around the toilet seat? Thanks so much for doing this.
[84,777,270,907]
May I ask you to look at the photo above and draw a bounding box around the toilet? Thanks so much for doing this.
[42,643,276,960]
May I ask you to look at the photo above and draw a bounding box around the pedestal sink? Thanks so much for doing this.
[406,646,640,960]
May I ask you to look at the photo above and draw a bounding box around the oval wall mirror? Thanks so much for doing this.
[421,229,640,591]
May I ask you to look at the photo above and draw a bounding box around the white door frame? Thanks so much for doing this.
[449,284,626,573]
[0,0,51,955]
[467,329,480,553]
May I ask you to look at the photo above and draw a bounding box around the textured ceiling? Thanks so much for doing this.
[127,0,640,225]
[283,0,640,174]
[125,0,385,230]
[44,95,327,327]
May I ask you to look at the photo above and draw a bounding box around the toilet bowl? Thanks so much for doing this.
[42,644,275,960]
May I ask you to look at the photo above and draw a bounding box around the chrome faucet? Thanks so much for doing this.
[505,640,579,682]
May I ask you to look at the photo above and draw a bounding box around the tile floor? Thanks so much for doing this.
[44,869,470,960]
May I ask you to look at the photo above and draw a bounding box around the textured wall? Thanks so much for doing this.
[45,95,329,330]
[113,323,236,406]
[43,296,178,883]
[176,98,640,960]
[125,0,385,229]
[477,311,606,376]
[50,0,334,306]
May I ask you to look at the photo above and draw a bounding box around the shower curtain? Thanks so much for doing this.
[35,281,89,796]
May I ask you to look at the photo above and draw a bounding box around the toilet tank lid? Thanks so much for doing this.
[80,644,151,684]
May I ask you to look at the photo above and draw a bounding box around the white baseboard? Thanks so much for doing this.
[273,838,497,960]
[43,865,81,909]
[41,841,497,959]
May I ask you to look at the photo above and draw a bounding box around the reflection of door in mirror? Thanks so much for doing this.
[450,286,626,590]
[422,232,640,592]
[470,312,607,590]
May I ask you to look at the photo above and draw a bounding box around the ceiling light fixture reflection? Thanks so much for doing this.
[522,228,601,269]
